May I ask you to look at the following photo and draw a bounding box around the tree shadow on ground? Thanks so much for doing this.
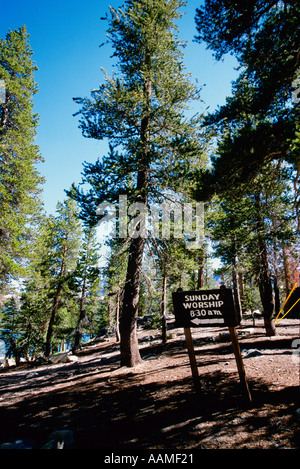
[0,357,299,449]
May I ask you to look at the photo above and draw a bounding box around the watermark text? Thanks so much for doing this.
[96,195,204,250]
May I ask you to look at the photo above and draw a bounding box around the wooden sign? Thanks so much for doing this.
[172,287,239,328]
[172,287,251,403]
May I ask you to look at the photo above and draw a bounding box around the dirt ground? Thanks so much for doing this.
[0,318,299,450]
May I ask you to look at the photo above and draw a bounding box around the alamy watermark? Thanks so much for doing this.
[96,195,204,250]
[291,339,300,365]
[0,339,6,366]
[0,79,6,104]
[292,77,300,104]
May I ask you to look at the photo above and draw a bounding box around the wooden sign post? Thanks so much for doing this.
[183,327,201,395]
[172,287,252,403]
[228,326,252,403]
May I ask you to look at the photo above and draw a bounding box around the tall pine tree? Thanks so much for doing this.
[71,0,204,366]
[72,226,101,352]
[43,198,82,356]
[194,1,299,200]
[0,26,44,289]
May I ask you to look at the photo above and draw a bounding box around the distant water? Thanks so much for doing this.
[0,334,92,360]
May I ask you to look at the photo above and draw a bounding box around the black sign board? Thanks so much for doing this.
[172,288,239,328]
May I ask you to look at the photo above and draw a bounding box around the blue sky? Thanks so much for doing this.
[0,0,239,215]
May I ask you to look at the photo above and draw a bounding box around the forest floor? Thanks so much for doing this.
[0,318,299,451]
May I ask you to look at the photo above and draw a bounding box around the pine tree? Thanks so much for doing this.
[42,199,82,356]
[191,7,299,335]
[0,297,22,364]
[194,1,299,193]
[18,270,50,359]
[195,1,299,111]
[71,0,204,366]
[209,164,298,335]
[72,226,101,352]
[101,238,129,342]
[0,26,44,289]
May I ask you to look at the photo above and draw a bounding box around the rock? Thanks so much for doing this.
[203,336,216,342]
[166,332,177,339]
[41,430,75,449]
[0,439,37,449]
[140,335,155,343]
[34,356,48,366]
[294,408,300,419]
[5,358,16,367]
[68,354,79,363]
[0,431,75,450]
[145,355,156,360]
[238,328,255,336]
[25,372,39,379]
[48,353,69,364]
[48,353,78,364]
[218,332,230,341]
[242,348,262,358]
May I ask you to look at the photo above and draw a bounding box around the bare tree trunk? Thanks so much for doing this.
[119,235,145,366]
[197,248,205,289]
[282,246,292,296]
[255,192,276,337]
[73,284,87,353]
[161,264,167,345]
[238,271,245,311]
[45,245,67,357]
[273,276,280,316]
[115,286,121,342]
[119,77,151,367]
[45,282,63,357]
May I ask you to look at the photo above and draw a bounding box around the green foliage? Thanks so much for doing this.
[0,297,22,359]
[71,226,102,348]
[193,2,299,334]
[0,26,44,289]
[193,1,299,198]
[195,1,299,107]
[71,0,204,221]
[71,226,101,296]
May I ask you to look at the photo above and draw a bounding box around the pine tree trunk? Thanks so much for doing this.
[259,276,276,336]
[45,283,63,357]
[238,271,245,310]
[197,248,205,289]
[119,77,151,367]
[119,162,149,365]
[232,268,242,321]
[274,276,280,315]
[45,247,67,357]
[272,237,280,315]
[161,265,167,345]
[255,192,276,337]
[231,242,242,320]
[73,233,91,352]
[119,235,145,366]
[119,168,149,365]
[73,283,87,353]
[115,287,121,342]
[282,246,292,296]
